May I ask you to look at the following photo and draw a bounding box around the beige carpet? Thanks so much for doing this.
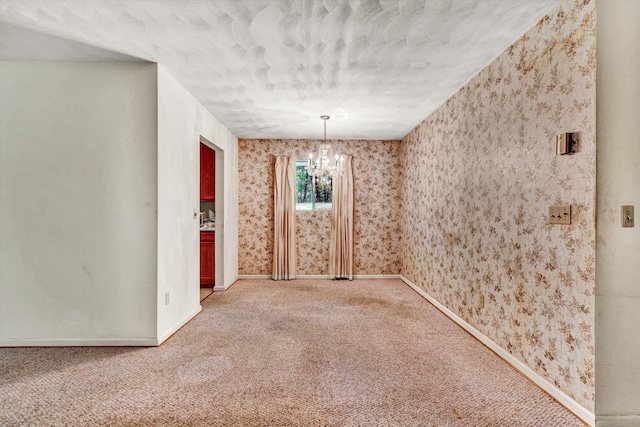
[1,279,585,426]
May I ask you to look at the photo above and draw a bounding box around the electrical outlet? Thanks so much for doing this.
[164,291,170,305]
[548,205,571,225]
[479,293,484,309]
[622,205,634,227]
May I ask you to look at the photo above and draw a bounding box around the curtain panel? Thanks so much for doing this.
[272,155,297,280]
[329,155,354,279]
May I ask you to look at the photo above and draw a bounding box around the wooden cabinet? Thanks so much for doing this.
[200,143,215,286]
[200,143,215,201]
[200,232,215,286]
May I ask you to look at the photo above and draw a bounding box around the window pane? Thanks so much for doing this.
[296,163,314,210]
[296,160,332,211]
[314,176,332,209]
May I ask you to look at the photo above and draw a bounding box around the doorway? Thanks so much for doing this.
[199,136,224,300]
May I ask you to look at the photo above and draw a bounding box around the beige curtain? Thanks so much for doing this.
[329,156,353,279]
[273,155,297,280]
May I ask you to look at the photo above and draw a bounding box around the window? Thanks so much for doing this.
[296,160,332,211]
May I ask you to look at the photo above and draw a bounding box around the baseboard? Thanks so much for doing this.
[236,274,330,279]
[236,274,403,280]
[0,306,203,347]
[596,414,640,425]
[0,337,158,347]
[400,275,595,427]
[156,305,202,346]
[214,276,243,291]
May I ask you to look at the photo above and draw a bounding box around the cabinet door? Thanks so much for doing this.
[200,241,215,286]
[200,143,215,201]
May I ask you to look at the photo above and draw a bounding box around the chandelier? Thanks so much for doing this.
[306,115,345,183]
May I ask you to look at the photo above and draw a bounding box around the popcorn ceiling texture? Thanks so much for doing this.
[400,0,596,411]
[238,139,402,276]
[0,0,558,140]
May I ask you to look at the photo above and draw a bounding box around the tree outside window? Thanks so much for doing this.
[296,160,332,211]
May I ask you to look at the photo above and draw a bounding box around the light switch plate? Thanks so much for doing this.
[549,205,571,225]
[622,205,634,227]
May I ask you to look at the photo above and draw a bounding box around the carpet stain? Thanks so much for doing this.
[0,279,585,426]
[177,355,232,383]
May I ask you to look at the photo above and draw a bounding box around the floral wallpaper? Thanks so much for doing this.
[238,139,402,276]
[400,0,596,411]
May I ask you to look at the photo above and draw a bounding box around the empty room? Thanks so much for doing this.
[1,0,638,426]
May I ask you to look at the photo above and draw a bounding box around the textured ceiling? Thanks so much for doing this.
[0,0,558,140]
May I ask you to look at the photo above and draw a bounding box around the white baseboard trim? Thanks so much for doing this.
[236,274,331,280]
[156,305,202,346]
[0,337,158,347]
[596,414,640,422]
[236,274,403,280]
[214,276,244,290]
[400,275,595,427]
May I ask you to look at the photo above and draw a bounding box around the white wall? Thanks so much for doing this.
[156,66,238,343]
[595,1,640,425]
[0,62,158,345]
